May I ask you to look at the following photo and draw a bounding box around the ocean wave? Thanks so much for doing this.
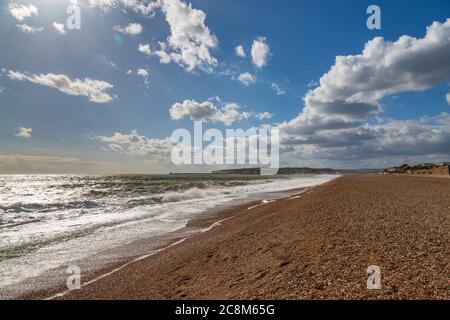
[0,174,340,288]
[161,187,221,203]
[0,200,100,214]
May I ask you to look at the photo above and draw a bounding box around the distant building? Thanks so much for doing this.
[419,163,435,168]
[415,168,432,175]
[432,165,450,175]
[387,164,411,174]
[414,165,450,175]
[385,163,450,175]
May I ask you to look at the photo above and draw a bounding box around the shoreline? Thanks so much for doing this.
[42,186,316,300]
[8,174,450,300]
[5,182,321,300]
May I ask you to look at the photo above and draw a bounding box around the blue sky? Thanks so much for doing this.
[0,0,449,173]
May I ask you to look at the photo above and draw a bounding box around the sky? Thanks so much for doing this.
[0,0,449,174]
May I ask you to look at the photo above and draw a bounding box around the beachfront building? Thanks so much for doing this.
[386,164,411,174]
[432,165,450,175]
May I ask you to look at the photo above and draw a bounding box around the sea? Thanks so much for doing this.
[0,173,338,297]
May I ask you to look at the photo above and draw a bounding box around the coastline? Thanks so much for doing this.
[4,180,321,300]
[11,174,450,299]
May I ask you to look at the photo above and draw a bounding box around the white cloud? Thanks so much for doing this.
[89,0,217,72]
[281,117,450,166]
[7,70,115,103]
[16,24,43,34]
[159,0,218,72]
[88,0,118,12]
[114,22,143,36]
[170,99,221,122]
[169,99,253,125]
[447,92,450,105]
[138,43,151,55]
[9,3,38,21]
[277,19,450,165]
[169,99,272,125]
[251,37,270,69]
[281,19,450,136]
[136,68,149,78]
[136,68,150,87]
[152,42,171,63]
[95,130,174,157]
[89,0,161,15]
[120,0,161,15]
[154,50,172,64]
[271,83,286,95]
[15,127,32,138]
[237,72,256,86]
[255,112,273,120]
[52,22,66,35]
[235,45,246,58]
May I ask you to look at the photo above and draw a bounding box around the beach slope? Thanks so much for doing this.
[59,174,449,299]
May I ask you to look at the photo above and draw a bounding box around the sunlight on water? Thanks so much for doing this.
[0,174,338,288]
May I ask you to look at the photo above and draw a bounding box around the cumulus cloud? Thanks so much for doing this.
[136,68,149,77]
[138,43,152,55]
[89,0,160,15]
[120,0,161,15]
[151,42,171,63]
[278,19,450,165]
[447,92,450,105]
[7,70,115,103]
[251,37,270,69]
[16,24,43,34]
[89,0,217,72]
[235,45,246,58]
[159,0,218,72]
[95,130,174,157]
[153,50,171,64]
[237,72,256,86]
[52,22,66,35]
[271,83,286,95]
[281,19,450,135]
[281,117,450,165]
[114,22,143,36]
[88,0,117,11]
[136,68,150,86]
[15,127,32,138]
[169,99,254,125]
[9,3,38,21]
[169,98,273,125]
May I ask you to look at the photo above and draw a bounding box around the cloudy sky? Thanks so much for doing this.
[0,0,449,173]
